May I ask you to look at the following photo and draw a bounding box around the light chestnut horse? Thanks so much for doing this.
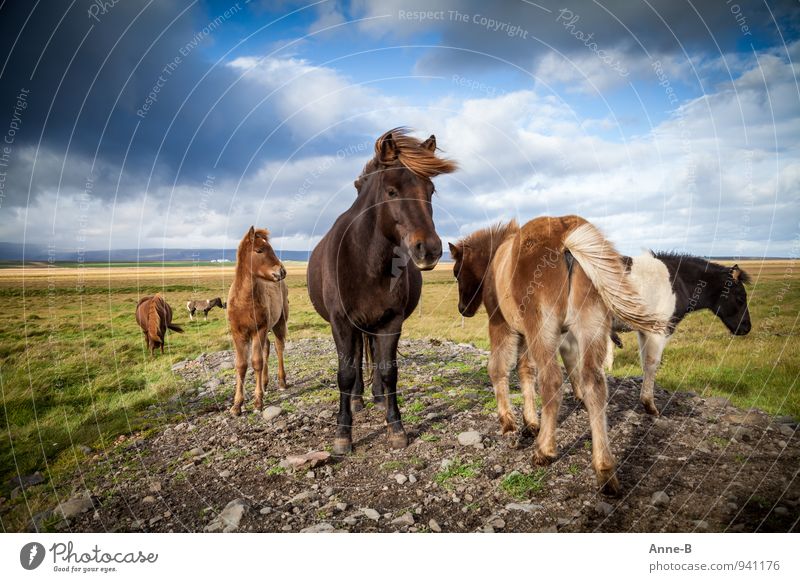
[135,293,183,355]
[186,297,226,320]
[226,226,289,416]
[450,216,669,495]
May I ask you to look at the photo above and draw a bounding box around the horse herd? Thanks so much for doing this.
[135,128,752,496]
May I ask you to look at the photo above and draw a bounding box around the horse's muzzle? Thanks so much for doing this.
[273,265,287,281]
[410,237,442,271]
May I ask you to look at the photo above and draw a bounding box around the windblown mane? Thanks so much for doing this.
[458,220,520,260]
[354,127,458,190]
[653,251,751,284]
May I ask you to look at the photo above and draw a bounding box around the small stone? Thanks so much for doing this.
[204,499,249,533]
[457,431,482,447]
[391,512,415,527]
[361,508,380,521]
[219,470,232,479]
[285,451,331,470]
[142,496,156,504]
[595,501,614,516]
[343,516,358,526]
[505,503,544,513]
[408,474,417,484]
[693,520,709,530]
[428,519,442,532]
[651,491,670,507]
[54,495,94,520]
[779,424,794,437]
[149,482,162,493]
[290,491,311,504]
[440,459,453,470]
[262,406,283,422]
[259,507,273,515]
[188,447,204,457]
[486,515,505,529]
[557,517,572,527]
[171,361,189,372]
[395,474,408,485]
[774,506,789,516]
[300,522,335,533]
[8,472,45,489]
[335,502,347,511]
[149,516,162,526]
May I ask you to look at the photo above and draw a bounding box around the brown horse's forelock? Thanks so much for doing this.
[354,128,458,191]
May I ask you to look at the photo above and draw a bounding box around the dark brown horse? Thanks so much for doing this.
[226,227,289,416]
[135,293,183,355]
[308,128,457,455]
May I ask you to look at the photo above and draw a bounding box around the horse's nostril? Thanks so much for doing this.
[415,241,425,256]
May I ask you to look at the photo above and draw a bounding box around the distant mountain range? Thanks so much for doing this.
[0,242,311,263]
[0,242,772,264]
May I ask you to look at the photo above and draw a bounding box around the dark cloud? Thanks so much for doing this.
[0,0,309,207]
[354,0,799,74]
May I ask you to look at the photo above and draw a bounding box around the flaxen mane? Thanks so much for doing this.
[148,294,163,344]
[354,127,458,190]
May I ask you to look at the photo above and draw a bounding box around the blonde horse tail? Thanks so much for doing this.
[148,294,163,342]
[564,223,669,335]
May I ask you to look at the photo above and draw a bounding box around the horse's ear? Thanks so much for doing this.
[378,132,398,164]
[731,264,741,281]
[421,134,437,152]
[448,242,461,259]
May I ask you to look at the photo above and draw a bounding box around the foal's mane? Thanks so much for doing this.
[459,220,520,259]
[653,251,751,284]
[354,127,458,190]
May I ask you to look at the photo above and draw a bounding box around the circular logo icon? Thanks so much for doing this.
[20,542,46,570]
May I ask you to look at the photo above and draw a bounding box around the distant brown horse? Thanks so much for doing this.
[226,226,289,416]
[450,216,668,495]
[135,293,183,355]
[308,128,457,455]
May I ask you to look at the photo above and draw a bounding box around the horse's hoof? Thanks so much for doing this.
[521,422,540,438]
[504,431,522,450]
[278,380,288,391]
[229,406,242,417]
[372,397,386,411]
[332,438,352,456]
[641,399,660,416]
[499,415,517,435]
[597,472,621,497]
[389,430,408,449]
[531,448,556,466]
[350,397,364,414]
[253,401,263,412]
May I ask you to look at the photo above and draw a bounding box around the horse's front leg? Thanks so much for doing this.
[374,316,406,449]
[350,333,365,413]
[332,321,358,455]
[230,333,250,416]
[488,320,518,438]
[251,329,269,411]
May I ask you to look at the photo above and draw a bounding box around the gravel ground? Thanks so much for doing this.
[34,338,800,533]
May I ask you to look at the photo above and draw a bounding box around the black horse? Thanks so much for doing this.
[307,128,457,455]
[608,251,752,414]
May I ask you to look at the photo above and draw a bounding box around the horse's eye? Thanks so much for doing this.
[387,188,398,198]
[254,247,264,254]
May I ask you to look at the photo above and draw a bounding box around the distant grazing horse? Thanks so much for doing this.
[226,227,289,416]
[308,128,457,455]
[186,297,226,320]
[606,252,751,415]
[135,293,183,355]
[450,216,669,495]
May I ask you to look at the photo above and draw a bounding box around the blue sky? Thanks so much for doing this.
[0,0,798,256]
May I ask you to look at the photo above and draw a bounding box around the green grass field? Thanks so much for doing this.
[0,259,797,530]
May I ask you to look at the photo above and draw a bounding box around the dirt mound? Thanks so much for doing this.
[51,339,798,532]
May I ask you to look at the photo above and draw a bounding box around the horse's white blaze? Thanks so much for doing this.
[627,252,676,324]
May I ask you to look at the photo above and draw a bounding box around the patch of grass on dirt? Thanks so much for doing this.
[419,433,440,442]
[266,464,286,476]
[434,458,481,488]
[500,469,548,499]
